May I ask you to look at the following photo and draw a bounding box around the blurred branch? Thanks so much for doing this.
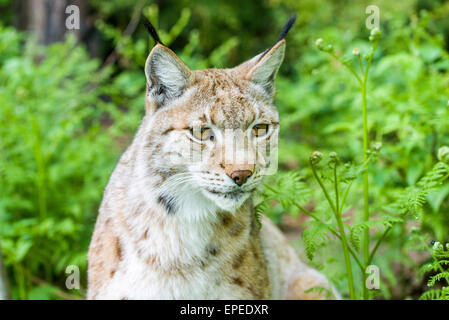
[0,244,11,300]
[30,275,84,300]
[102,0,147,68]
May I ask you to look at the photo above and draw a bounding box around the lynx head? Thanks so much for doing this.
[137,15,296,217]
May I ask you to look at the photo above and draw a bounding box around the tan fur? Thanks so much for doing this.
[87,35,338,300]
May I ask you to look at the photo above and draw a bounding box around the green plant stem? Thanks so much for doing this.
[334,162,340,213]
[340,155,374,212]
[328,52,373,299]
[295,204,364,270]
[310,162,337,214]
[360,43,377,300]
[361,81,370,300]
[333,43,378,300]
[357,54,364,76]
[310,159,356,299]
[367,226,390,266]
[334,216,356,300]
[331,53,362,85]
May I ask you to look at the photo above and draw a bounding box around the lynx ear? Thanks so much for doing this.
[235,13,297,98]
[145,44,194,108]
[244,41,285,97]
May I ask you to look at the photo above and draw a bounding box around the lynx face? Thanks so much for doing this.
[139,40,286,215]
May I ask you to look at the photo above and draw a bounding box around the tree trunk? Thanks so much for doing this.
[15,0,88,45]
[0,244,10,300]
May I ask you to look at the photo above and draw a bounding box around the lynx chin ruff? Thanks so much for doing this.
[88,14,339,300]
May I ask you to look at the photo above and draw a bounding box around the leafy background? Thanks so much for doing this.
[0,0,448,299]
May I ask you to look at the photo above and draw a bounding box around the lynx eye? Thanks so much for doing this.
[252,124,269,137]
[190,127,214,142]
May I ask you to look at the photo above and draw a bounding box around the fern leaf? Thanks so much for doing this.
[419,289,442,300]
[302,220,332,260]
[349,216,403,251]
[428,272,449,287]
[389,162,449,217]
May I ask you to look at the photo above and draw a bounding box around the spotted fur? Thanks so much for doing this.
[87,17,339,300]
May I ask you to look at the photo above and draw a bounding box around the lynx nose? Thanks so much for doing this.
[230,170,253,186]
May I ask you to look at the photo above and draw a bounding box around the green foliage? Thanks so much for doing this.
[349,216,401,252]
[304,285,335,300]
[258,10,449,299]
[256,172,311,222]
[388,162,449,218]
[302,220,332,260]
[0,27,130,299]
[420,242,449,300]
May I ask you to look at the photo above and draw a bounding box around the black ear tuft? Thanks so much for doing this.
[276,13,298,42]
[261,13,297,58]
[142,17,163,45]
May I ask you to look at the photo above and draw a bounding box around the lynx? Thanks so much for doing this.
[87,14,338,300]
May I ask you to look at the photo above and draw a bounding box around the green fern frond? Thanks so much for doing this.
[302,220,333,260]
[257,171,312,219]
[428,272,449,287]
[419,289,442,300]
[349,228,361,251]
[420,243,449,299]
[438,260,449,266]
[417,162,449,190]
[304,286,334,299]
[418,263,435,277]
[419,260,449,278]
[349,216,403,251]
[388,162,449,217]
[263,171,311,208]
[442,287,449,300]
